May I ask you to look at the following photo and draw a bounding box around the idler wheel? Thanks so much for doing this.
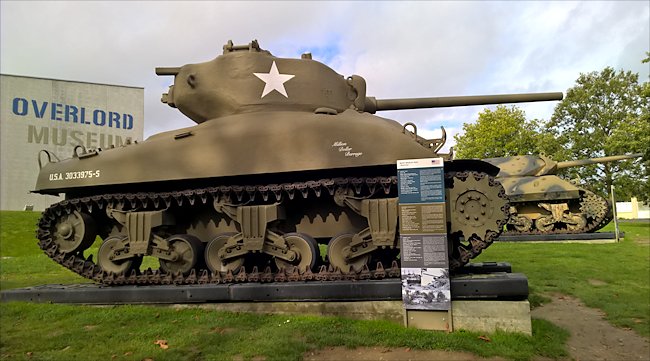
[275,233,320,272]
[205,232,244,273]
[327,233,370,273]
[97,236,142,274]
[53,210,97,254]
[159,234,204,275]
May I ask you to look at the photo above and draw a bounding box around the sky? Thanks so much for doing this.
[1,1,648,152]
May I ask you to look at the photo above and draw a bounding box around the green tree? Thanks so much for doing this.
[547,67,648,202]
[453,105,548,158]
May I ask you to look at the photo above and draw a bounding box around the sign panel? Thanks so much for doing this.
[397,158,450,311]
[0,74,144,210]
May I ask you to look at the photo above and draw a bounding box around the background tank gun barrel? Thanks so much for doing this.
[556,153,644,170]
[364,92,564,113]
[155,67,181,76]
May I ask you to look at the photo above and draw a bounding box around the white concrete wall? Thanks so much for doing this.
[1,74,144,210]
[616,197,650,219]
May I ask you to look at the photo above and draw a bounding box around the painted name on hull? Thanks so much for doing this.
[331,141,363,158]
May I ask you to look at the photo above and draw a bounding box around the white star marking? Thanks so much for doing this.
[253,61,295,98]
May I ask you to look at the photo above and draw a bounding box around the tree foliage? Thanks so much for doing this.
[453,105,545,159]
[547,67,648,202]
[451,64,647,202]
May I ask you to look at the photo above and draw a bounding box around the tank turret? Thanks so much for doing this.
[486,153,643,177]
[33,40,564,286]
[483,153,643,234]
[155,40,562,123]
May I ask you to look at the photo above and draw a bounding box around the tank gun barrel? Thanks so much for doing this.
[365,92,563,113]
[155,67,181,76]
[556,153,644,169]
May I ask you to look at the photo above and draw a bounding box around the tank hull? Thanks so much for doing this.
[33,110,509,285]
[498,175,581,202]
[35,110,435,195]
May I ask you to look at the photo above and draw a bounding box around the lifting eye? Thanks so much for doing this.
[187,74,197,88]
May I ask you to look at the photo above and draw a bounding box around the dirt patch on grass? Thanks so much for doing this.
[304,346,506,361]
[634,239,650,246]
[587,279,608,286]
[208,326,235,335]
[304,294,649,361]
[531,294,649,361]
[232,356,266,361]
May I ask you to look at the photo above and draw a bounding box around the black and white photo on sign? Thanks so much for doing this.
[401,267,450,310]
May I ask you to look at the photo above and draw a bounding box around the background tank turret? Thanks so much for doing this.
[484,153,643,234]
[33,40,562,286]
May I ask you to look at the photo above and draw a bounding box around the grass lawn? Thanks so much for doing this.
[0,212,91,290]
[477,219,650,337]
[1,210,649,360]
[0,302,567,361]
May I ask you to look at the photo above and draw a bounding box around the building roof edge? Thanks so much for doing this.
[0,73,145,90]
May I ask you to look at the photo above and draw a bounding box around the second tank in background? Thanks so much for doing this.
[484,153,643,234]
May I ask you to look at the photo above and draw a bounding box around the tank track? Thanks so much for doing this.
[504,190,612,235]
[36,173,507,286]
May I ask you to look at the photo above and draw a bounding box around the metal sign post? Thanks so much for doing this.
[611,185,620,242]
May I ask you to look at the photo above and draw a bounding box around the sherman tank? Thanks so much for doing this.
[33,40,563,285]
[484,153,643,234]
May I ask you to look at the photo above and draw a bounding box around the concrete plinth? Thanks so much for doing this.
[177,299,532,335]
[451,300,532,335]
[178,301,405,324]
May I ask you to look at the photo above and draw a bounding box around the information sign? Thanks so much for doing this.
[397,158,450,311]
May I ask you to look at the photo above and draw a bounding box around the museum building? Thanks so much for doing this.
[0,74,144,210]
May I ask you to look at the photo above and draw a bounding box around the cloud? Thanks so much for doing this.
[2,0,648,145]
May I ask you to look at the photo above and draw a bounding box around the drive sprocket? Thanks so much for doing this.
[579,190,612,232]
[448,171,509,240]
[446,171,509,268]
